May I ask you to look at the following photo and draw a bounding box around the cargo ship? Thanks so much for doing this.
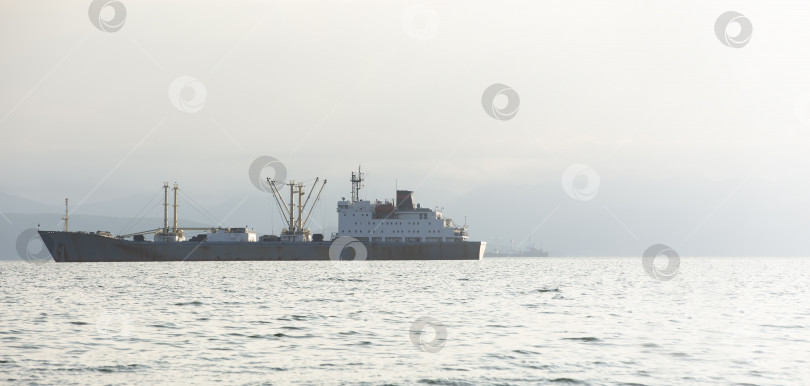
[38,167,485,262]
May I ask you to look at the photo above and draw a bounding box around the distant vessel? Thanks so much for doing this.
[38,167,485,262]
[483,239,548,257]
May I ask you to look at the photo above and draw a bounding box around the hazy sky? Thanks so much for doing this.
[2,1,810,256]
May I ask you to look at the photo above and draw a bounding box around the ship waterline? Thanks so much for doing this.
[38,231,485,262]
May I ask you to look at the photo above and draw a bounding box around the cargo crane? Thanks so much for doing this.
[267,177,327,242]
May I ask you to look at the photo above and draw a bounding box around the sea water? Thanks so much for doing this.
[1,258,809,384]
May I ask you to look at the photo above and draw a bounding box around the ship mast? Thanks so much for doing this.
[297,182,304,231]
[154,181,185,242]
[173,183,179,233]
[350,165,363,203]
[288,182,295,233]
[163,182,169,233]
[62,198,69,232]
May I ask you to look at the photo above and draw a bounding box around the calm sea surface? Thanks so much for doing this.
[1,258,809,385]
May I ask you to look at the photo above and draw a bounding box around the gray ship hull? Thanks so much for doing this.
[38,231,486,262]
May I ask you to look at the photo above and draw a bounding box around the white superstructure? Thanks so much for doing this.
[335,167,469,243]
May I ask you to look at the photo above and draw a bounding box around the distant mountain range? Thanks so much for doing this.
[0,192,63,214]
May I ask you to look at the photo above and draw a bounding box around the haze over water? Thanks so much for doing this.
[2,258,808,385]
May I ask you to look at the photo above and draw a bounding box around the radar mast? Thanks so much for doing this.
[350,165,364,203]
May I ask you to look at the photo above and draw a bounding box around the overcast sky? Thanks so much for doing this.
[2,1,810,256]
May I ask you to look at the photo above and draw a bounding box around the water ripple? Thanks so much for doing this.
[0,258,809,384]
